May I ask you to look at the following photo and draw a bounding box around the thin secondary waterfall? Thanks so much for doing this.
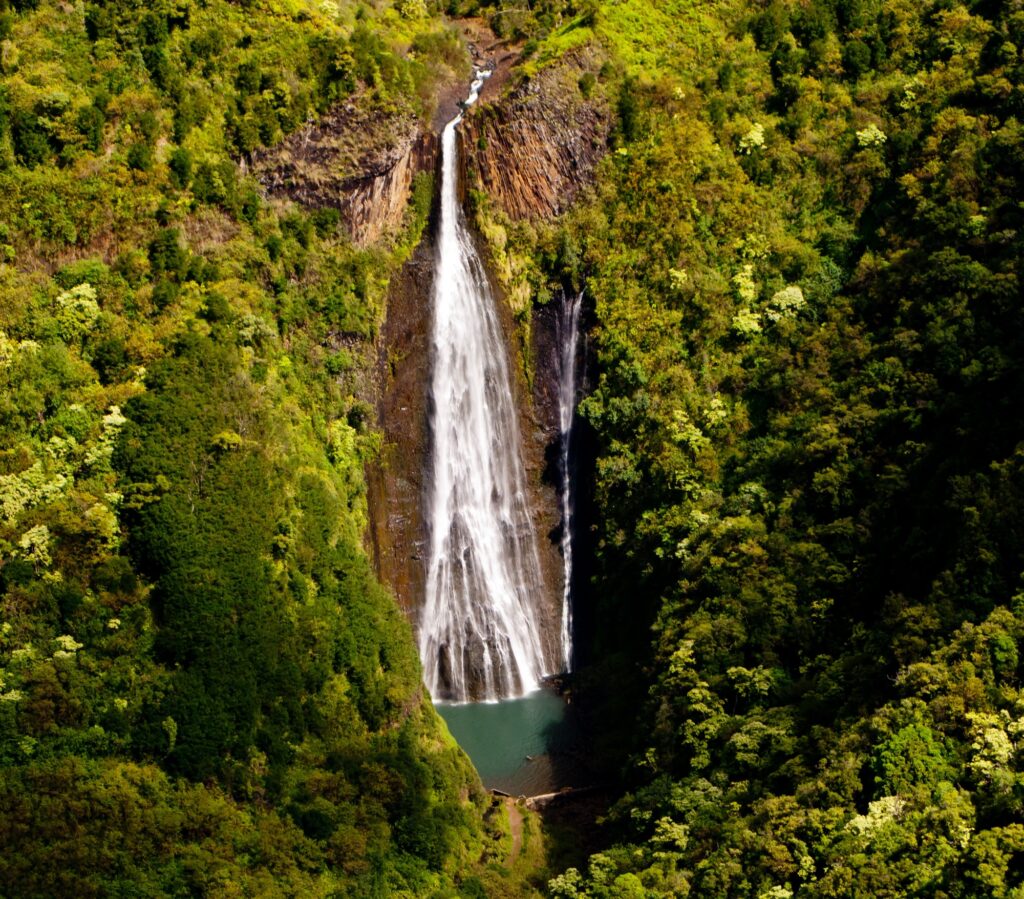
[420,71,550,703]
[556,290,584,672]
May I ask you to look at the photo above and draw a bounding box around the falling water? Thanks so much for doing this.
[420,71,550,702]
[556,290,584,672]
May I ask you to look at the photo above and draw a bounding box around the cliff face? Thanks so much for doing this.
[339,131,438,246]
[365,48,607,691]
[365,229,435,621]
[366,215,568,682]
[251,101,438,246]
[460,52,612,220]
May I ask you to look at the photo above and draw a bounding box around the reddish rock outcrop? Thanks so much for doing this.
[460,52,612,220]
[251,100,438,247]
[341,131,438,246]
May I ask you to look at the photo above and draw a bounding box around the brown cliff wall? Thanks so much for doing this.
[460,52,612,220]
[366,47,608,683]
[339,132,439,246]
[365,228,435,621]
[251,102,438,247]
[247,27,604,686]
[366,213,568,676]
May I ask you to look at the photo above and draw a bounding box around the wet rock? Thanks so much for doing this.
[366,41,603,699]
[365,229,436,615]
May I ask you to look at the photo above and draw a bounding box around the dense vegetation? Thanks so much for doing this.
[0,0,533,895]
[5,0,1024,895]
[462,0,1024,895]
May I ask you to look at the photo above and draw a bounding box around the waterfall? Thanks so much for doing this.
[556,290,583,672]
[420,71,550,703]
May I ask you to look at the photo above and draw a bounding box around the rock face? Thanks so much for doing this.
[366,226,435,620]
[367,211,568,688]
[339,131,438,246]
[460,52,612,220]
[251,101,438,246]
[366,49,608,696]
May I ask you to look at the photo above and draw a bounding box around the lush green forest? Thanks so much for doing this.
[3,0,1024,896]
[0,0,530,895]
[467,0,1024,895]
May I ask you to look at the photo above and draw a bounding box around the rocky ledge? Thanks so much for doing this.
[250,99,437,246]
[460,50,612,220]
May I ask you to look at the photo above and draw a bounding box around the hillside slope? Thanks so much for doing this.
[459,0,1024,895]
[0,1,520,894]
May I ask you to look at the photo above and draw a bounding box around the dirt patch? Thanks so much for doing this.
[506,798,524,866]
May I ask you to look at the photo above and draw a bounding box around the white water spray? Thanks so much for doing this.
[420,71,550,702]
[556,290,583,672]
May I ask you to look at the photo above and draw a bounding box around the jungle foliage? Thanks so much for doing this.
[5,0,1024,895]
[0,0,514,895]
[472,0,1024,896]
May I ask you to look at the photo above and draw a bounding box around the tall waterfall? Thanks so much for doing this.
[556,290,584,672]
[420,72,550,703]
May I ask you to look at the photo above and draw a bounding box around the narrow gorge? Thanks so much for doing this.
[243,0,609,828]
[331,39,615,803]
[363,44,609,711]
